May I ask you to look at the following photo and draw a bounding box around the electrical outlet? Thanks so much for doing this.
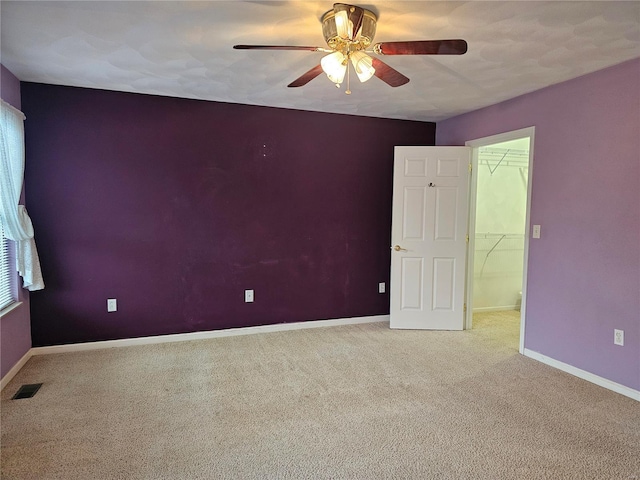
[614,329,624,346]
[107,298,117,312]
[245,290,254,303]
[378,282,386,294]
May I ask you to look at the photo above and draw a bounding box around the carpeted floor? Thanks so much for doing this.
[1,315,638,479]
[472,309,521,349]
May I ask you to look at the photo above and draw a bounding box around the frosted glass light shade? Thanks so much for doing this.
[321,7,377,51]
[321,51,347,84]
[350,51,375,83]
[335,10,350,40]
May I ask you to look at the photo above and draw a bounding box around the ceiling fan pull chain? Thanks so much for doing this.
[345,60,352,95]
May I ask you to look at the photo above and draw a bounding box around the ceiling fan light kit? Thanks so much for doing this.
[320,51,348,84]
[321,5,377,52]
[350,50,375,83]
[233,3,468,93]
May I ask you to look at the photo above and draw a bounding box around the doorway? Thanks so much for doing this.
[465,127,535,353]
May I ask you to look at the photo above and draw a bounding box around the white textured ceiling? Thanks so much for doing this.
[1,1,639,122]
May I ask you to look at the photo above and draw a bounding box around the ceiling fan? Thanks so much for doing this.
[234,3,467,94]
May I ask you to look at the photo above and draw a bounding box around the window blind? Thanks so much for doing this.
[0,221,15,310]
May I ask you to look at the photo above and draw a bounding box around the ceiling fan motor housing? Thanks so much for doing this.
[321,6,377,52]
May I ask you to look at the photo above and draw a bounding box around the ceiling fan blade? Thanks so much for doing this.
[234,45,325,52]
[371,58,409,87]
[287,64,325,88]
[333,3,365,41]
[373,40,468,56]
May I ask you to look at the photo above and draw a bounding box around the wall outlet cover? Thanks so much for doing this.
[614,329,624,346]
[107,298,117,312]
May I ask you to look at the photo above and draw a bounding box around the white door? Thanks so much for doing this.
[390,146,471,330]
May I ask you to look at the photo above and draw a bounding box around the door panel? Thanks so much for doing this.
[403,187,426,240]
[434,187,458,240]
[401,257,424,310]
[432,257,455,310]
[390,146,470,330]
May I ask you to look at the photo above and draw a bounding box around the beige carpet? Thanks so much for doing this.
[472,309,521,348]
[2,315,638,479]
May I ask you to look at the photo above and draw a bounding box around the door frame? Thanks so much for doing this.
[464,126,535,354]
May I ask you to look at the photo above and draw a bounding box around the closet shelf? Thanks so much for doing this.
[475,232,524,239]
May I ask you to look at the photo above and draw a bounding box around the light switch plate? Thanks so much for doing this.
[532,225,541,239]
[379,282,386,294]
[245,290,254,303]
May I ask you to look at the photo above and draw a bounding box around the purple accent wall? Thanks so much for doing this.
[1,64,22,108]
[1,64,32,380]
[21,83,435,347]
[437,58,640,391]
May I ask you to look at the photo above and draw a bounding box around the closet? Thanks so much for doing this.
[473,144,529,312]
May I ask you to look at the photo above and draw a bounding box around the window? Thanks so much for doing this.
[1,98,26,307]
[0,220,15,310]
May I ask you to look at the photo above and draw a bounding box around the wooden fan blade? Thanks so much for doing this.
[234,45,323,52]
[371,58,410,87]
[333,3,365,41]
[374,40,468,56]
[287,64,325,88]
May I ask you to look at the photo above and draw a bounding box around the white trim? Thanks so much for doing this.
[472,305,518,313]
[30,315,389,356]
[5,317,637,402]
[3,316,388,387]
[464,146,479,331]
[0,301,23,318]
[524,348,640,402]
[464,126,535,355]
[0,349,33,391]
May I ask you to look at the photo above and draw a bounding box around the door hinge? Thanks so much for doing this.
[464,303,467,312]
[468,162,472,173]
[466,234,469,243]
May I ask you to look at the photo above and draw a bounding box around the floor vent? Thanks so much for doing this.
[12,383,43,400]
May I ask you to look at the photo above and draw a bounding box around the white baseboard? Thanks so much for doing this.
[15,318,636,402]
[1,349,33,391]
[472,305,518,313]
[524,348,640,402]
[30,315,390,356]
[4,316,388,388]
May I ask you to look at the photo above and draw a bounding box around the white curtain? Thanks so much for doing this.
[0,99,44,291]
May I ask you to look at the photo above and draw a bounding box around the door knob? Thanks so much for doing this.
[392,245,408,252]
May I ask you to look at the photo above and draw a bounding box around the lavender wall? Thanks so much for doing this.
[437,58,640,391]
[21,83,435,347]
[1,64,32,380]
